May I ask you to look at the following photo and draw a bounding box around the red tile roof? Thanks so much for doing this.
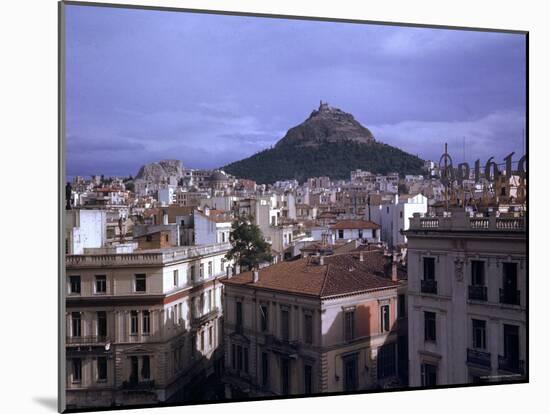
[330,220,380,230]
[222,251,399,298]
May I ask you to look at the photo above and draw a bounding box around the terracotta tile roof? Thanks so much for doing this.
[222,251,399,298]
[330,220,380,230]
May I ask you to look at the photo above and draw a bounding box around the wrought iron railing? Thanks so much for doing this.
[421,279,438,294]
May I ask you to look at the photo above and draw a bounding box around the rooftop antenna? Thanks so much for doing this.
[463,136,466,163]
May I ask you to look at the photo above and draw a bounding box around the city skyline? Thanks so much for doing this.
[66,5,526,178]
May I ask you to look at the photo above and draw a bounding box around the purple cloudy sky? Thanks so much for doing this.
[65,4,526,178]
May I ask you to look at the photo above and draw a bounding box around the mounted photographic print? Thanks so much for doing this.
[59,1,528,412]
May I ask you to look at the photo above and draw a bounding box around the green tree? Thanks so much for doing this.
[226,215,272,271]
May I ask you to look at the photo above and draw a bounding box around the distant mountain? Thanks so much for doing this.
[223,102,424,184]
[135,159,184,183]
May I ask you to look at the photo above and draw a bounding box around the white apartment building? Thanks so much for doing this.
[66,209,107,255]
[64,242,232,409]
[221,250,407,398]
[406,210,526,387]
[368,193,428,247]
[193,209,232,245]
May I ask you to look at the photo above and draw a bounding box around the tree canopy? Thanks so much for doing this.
[225,215,272,271]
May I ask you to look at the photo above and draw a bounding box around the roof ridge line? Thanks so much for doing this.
[319,262,331,296]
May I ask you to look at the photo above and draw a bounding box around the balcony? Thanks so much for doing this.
[121,379,155,390]
[191,308,220,329]
[421,279,438,295]
[498,356,525,375]
[264,334,300,358]
[467,348,491,368]
[499,289,520,306]
[66,335,109,345]
[468,285,487,301]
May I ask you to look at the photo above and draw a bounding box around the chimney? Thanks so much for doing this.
[391,253,398,282]
[319,256,324,266]
[253,269,259,283]
[359,251,364,262]
[162,210,168,225]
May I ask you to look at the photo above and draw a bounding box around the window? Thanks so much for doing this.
[97,311,107,338]
[134,274,146,292]
[199,263,204,279]
[380,305,390,332]
[421,363,437,387]
[71,312,81,337]
[344,310,355,341]
[377,343,396,379]
[424,311,436,342]
[338,229,344,239]
[423,258,435,280]
[231,344,236,369]
[260,305,269,332]
[221,232,226,243]
[343,354,358,391]
[191,265,196,282]
[142,356,151,380]
[130,356,139,383]
[201,331,205,351]
[400,211,403,218]
[501,262,519,305]
[72,358,82,383]
[130,311,138,335]
[236,345,243,370]
[142,310,150,335]
[398,294,406,318]
[95,275,107,294]
[304,313,313,344]
[173,269,179,287]
[304,364,313,394]
[69,276,81,294]
[236,302,243,331]
[97,357,107,381]
[262,352,269,387]
[281,357,290,394]
[281,309,290,341]
[244,347,249,373]
[471,261,485,286]
[209,326,213,348]
[472,319,486,349]
[208,261,213,276]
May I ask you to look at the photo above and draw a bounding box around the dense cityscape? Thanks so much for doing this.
[64,125,527,408]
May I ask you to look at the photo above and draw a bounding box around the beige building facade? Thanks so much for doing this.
[221,250,407,398]
[65,242,231,409]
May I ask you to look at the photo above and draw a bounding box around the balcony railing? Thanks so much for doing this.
[66,335,109,345]
[409,213,525,233]
[468,285,488,301]
[264,334,300,357]
[121,379,155,390]
[467,348,491,368]
[191,308,220,329]
[499,289,520,306]
[498,356,524,375]
[67,242,231,268]
[421,279,438,294]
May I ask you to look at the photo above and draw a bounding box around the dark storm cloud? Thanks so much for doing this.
[65,5,526,177]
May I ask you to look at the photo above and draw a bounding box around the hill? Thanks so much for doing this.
[223,102,424,184]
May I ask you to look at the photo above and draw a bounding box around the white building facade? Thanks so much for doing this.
[406,211,526,387]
